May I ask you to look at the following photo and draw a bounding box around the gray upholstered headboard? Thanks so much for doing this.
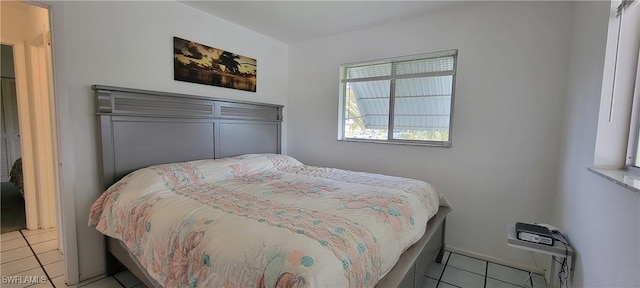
[95,85,283,190]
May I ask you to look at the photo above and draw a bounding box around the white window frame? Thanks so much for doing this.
[626,52,640,170]
[616,0,640,170]
[337,50,458,147]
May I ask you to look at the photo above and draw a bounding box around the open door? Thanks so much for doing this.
[1,44,27,233]
[27,31,57,229]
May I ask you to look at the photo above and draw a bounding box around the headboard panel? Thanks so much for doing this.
[95,85,283,190]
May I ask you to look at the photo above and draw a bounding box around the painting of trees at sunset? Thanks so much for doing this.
[174,37,257,92]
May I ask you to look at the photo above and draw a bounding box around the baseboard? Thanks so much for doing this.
[445,245,546,275]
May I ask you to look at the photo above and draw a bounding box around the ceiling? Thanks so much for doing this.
[181,1,469,44]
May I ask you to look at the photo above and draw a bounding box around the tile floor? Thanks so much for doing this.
[425,251,547,288]
[3,232,545,288]
[0,229,145,288]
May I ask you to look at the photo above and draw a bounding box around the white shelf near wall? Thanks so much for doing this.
[506,223,574,288]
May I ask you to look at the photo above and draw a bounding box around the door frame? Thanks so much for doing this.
[36,0,81,284]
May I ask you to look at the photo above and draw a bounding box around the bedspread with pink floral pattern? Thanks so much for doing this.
[89,154,444,288]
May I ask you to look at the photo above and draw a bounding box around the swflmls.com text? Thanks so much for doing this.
[1,276,48,284]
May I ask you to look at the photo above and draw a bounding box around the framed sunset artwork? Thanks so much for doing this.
[173,37,257,92]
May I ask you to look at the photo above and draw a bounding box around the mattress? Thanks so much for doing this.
[89,154,444,288]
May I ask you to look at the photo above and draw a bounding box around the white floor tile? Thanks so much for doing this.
[531,273,547,288]
[1,267,46,288]
[52,276,71,288]
[422,277,438,288]
[79,277,124,288]
[36,249,63,265]
[426,262,445,279]
[9,266,47,278]
[1,231,23,242]
[437,281,461,288]
[25,231,57,245]
[1,256,40,275]
[31,239,58,254]
[487,262,530,287]
[43,260,65,278]
[51,275,82,288]
[53,274,112,288]
[2,237,28,252]
[20,228,55,237]
[25,282,53,288]
[441,251,451,264]
[486,278,522,288]
[1,246,33,264]
[114,270,142,288]
[447,253,487,275]
[441,266,485,288]
[77,275,112,286]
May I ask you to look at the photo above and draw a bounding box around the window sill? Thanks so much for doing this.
[338,138,451,148]
[588,167,640,194]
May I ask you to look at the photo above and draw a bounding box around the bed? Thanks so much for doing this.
[89,85,452,288]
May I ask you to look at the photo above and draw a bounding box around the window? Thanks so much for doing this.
[593,0,640,170]
[594,0,640,169]
[620,0,640,168]
[338,50,457,147]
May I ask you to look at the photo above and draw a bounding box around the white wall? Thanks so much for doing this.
[287,1,573,267]
[555,1,640,287]
[47,1,288,280]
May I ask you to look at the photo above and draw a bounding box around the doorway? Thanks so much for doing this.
[1,0,65,284]
[1,44,25,233]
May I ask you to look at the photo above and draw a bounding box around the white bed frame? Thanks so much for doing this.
[94,85,451,288]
